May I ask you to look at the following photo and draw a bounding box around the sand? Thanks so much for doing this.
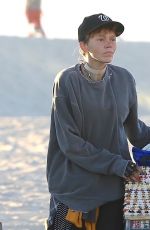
[0,117,50,230]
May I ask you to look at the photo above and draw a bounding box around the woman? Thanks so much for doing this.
[46,13,150,230]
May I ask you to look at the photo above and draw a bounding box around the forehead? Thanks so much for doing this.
[91,27,116,36]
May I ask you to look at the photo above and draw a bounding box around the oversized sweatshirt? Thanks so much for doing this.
[46,63,150,212]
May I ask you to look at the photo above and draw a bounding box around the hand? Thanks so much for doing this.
[125,167,142,182]
[124,161,142,182]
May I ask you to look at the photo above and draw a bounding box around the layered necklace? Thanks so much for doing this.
[81,63,106,81]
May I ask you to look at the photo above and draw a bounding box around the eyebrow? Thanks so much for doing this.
[96,32,116,36]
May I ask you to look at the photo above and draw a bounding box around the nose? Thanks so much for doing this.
[105,40,113,48]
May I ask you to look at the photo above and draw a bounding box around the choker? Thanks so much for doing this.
[82,63,106,81]
[84,63,103,75]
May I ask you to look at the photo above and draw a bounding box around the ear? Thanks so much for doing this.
[79,42,88,54]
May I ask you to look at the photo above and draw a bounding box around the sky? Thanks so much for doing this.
[0,0,150,41]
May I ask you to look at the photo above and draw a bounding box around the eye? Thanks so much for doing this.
[98,38,104,41]
[111,37,116,42]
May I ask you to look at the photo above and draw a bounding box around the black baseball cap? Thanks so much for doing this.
[78,13,124,42]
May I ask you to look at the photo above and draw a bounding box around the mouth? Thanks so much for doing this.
[104,51,114,56]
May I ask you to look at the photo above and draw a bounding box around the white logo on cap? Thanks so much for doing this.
[98,14,110,21]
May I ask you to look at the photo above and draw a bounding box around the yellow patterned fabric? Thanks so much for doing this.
[65,208,99,230]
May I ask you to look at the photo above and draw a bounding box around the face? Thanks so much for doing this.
[80,28,117,67]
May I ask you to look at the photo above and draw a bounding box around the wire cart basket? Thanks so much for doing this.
[124,147,150,230]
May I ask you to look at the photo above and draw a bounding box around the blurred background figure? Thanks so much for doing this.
[25,0,46,37]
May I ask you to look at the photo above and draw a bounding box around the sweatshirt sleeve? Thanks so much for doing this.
[124,102,150,148]
[124,79,150,148]
[53,93,128,177]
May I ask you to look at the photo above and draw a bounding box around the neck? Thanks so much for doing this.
[84,63,103,75]
[84,63,106,80]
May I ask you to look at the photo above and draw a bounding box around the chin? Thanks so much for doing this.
[104,58,113,63]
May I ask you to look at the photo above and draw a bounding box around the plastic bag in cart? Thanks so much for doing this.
[132,147,150,166]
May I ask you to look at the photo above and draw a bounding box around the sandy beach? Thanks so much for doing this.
[0,117,50,230]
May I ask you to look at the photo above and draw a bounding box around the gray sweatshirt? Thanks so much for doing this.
[46,63,150,212]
